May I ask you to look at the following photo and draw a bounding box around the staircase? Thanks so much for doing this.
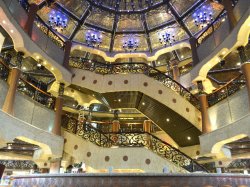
[62,116,207,173]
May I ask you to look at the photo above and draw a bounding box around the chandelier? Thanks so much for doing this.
[193,6,213,28]
[85,30,102,48]
[158,32,175,46]
[48,10,68,32]
[122,36,139,52]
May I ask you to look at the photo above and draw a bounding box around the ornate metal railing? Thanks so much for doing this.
[69,57,200,109]
[34,16,65,49]
[207,74,246,106]
[62,115,207,173]
[197,11,227,46]
[0,160,34,170]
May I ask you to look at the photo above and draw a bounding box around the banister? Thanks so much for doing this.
[62,115,208,173]
[69,57,200,110]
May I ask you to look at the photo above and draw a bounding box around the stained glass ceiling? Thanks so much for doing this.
[28,0,224,54]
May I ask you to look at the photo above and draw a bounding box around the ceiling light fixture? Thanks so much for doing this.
[123,36,139,52]
[166,118,170,122]
[85,30,102,48]
[48,10,68,32]
[193,6,213,28]
[158,31,175,46]
[187,136,191,140]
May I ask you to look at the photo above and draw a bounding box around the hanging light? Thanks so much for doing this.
[193,6,213,28]
[85,30,102,48]
[158,31,175,46]
[48,10,68,32]
[122,36,139,52]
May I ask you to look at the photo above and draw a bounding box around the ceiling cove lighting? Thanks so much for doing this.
[48,10,68,32]
[193,6,214,28]
[122,36,139,52]
[85,30,102,48]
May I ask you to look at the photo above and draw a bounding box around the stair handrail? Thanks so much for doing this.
[62,116,208,173]
[69,57,200,110]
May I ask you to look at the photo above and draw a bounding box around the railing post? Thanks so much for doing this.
[24,3,39,36]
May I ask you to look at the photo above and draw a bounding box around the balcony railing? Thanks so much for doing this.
[207,74,246,106]
[69,57,200,110]
[62,115,208,173]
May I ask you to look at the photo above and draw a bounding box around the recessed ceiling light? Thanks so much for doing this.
[10,29,14,33]
[221,18,226,22]
[157,61,160,64]
[51,67,54,70]
[79,46,82,49]
[36,56,40,59]
[92,94,95,97]
[43,61,47,65]
[248,23,250,27]
[236,62,241,66]
[187,136,191,140]
[166,118,170,122]
[2,20,6,24]
[37,63,41,67]
[142,102,145,105]
[73,104,75,107]
[222,51,226,55]
[181,55,184,58]
[118,99,121,102]
[22,66,26,70]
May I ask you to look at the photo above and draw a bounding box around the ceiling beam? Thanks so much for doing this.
[162,0,192,37]
[109,0,121,53]
[54,2,80,21]
[69,5,92,40]
[142,14,153,53]
[84,23,112,33]
[85,0,173,14]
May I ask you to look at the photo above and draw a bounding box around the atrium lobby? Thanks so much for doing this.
[0,0,249,186]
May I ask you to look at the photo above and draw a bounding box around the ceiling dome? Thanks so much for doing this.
[32,0,224,54]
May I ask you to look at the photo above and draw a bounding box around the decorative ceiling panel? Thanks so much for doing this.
[117,14,144,32]
[146,6,174,29]
[86,8,114,30]
[150,24,188,50]
[37,6,77,38]
[57,0,89,18]
[73,26,111,51]
[170,0,198,16]
[184,1,224,35]
[113,34,149,52]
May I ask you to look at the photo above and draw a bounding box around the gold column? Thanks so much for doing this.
[52,96,63,136]
[2,68,21,115]
[199,94,211,134]
[143,120,152,133]
[171,60,180,82]
[112,120,120,133]
[197,81,211,134]
[49,159,61,174]
[241,62,250,109]
[52,83,65,136]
